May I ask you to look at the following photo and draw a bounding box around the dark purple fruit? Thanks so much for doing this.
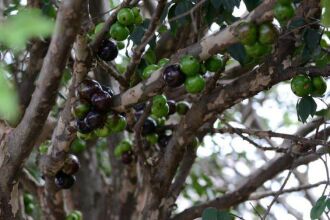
[167,100,176,115]
[62,154,80,175]
[158,134,172,148]
[142,117,157,136]
[91,90,112,112]
[76,119,93,134]
[98,39,118,61]
[101,85,114,97]
[78,79,102,100]
[121,150,134,164]
[85,111,106,129]
[54,171,76,189]
[163,64,186,88]
[133,102,146,112]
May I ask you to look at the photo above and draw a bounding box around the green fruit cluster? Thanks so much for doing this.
[151,95,169,118]
[24,193,35,215]
[179,55,206,94]
[273,0,295,23]
[291,74,327,97]
[110,7,144,42]
[236,21,278,60]
[66,210,83,220]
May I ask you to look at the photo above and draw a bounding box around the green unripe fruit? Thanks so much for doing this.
[25,203,35,215]
[151,103,169,118]
[134,14,143,25]
[184,75,206,94]
[205,55,223,72]
[200,63,207,75]
[142,64,159,79]
[72,101,90,119]
[188,137,199,148]
[236,22,257,45]
[117,41,125,50]
[290,74,313,97]
[114,140,132,157]
[132,7,141,17]
[153,94,167,107]
[95,126,112,137]
[106,114,127,133]
[146,133,159,145]
[71,210,82,219]
[311,76,327,97]
[94,22,105,34]
[117,8,135,26]
[70,139,86,153]
[110,22,130,41]
[24,194,34,205]
[66,213,79,220]
[180,55,200,76]
[158,58,170,67]
[244,42,270,58]
[274,3,295,23]
[176,101,190,115]
[258,22,278,45]
[77,132,95,141]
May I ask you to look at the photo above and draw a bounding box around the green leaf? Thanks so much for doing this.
[243,0,261,11]
[220,0,240,12]
[202,207,218,220]
[321,0,330,27]
[211,0,222,9]
[0,8,54,50]
[174,0,193,25]
[326,198,330,210]
[129,19,150,45]
[227,43,247,65]
[310,196,327,219]
[288,18,305,31]
[304,28,321,51]
[296,96,317,123]
[0,65,19,123]
[217,211,233,220]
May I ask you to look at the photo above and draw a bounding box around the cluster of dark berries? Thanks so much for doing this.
[54,154,80,189]
[73,79,127,140]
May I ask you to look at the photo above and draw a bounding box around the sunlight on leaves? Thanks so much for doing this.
[0,8,54,50]
[321,0,330,27]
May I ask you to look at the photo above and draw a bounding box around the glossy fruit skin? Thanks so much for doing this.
[176,101,190,115]
[205,55,223,72]
[77,132,94,141]
[91,90,112,112]
[70,139,86,153]
[66,213,79,220]
[158,58,170,67]
[184,75,206,94]
[258,23,278,45]
[110,22,130,41]
[152,103,169,118]
[72,100,90,119]
[117,8,135,26]
[85,111,106,130]
[121,150,134,164]
[132,7,141,17]
[142,117,157,136]
[236,22,258,45]
[62,154,80,175]
[106,114,127,132]
[116,41,125,50]
[55,171,76,189]
[134,14,143,25]
[78,79,102,100]
[311,76,327,97]
[114,140,132,157]
[25,203,35,215]
[94,22,104,34]
[180,55,200,76]
[163,64,186,88]
[274,3,295,22]
[142,64,159,80]
[98,39,118,61]
[76,119,93,134]
[24,194,34,205]
[290,74,313,97]
[101,85,114,97]
[153,94,167,107]
[167,100,176,115]
[244,42,270,58]
[95,126,111,137]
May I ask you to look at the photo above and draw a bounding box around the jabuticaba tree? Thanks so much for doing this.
[0,0,329,219]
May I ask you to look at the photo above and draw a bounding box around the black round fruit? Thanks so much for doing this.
[101,85,114,97]
[158,134,172,148]
[167,100,176,115]
[163,64,186,88]
[133,102,146,112]
[98,39,118,61]
[142,117,157,136]
[91,90,112,112]
[77,79,102,100]
[76,119,93,134]
[121,150,134,164]
[85,111,106,129]
[54,171,76,189]
[62,154,80,175]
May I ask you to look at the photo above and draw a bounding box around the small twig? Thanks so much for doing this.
[97,59,129,87]
[124,0,167,82]
[249,181,328,200]
[261,169,293,220]
[249,202,263,219]
[167,0,207,23]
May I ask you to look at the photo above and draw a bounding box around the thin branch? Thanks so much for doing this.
[97,59,129,87]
